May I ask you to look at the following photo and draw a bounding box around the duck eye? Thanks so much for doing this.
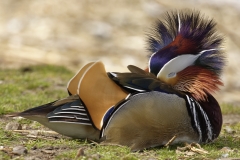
[168,72,176,78]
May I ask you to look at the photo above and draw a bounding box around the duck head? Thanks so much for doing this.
[147,10,225,101]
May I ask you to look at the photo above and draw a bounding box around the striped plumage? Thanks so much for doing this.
[8,10,224,151]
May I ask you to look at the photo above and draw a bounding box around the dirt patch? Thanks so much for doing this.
[223,115,240,124]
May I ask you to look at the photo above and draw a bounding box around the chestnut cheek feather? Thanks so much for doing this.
[173,66,223,101]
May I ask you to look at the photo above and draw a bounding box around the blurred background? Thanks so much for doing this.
[0,0,239,105]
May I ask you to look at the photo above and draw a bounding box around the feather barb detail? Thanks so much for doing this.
[173,66,223,101]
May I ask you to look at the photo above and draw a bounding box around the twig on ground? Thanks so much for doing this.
[190,146,208,154]
[12,130,59,135]
[164,135,177,147]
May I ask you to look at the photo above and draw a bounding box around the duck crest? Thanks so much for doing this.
[147,10,225,101]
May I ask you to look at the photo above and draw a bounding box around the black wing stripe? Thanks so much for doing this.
[61,108,86,111]
[109,72,117,77]
[123,86,146,92]
[48,115,90,121]
[49,120,92,125]
[48,113,88,118]
[47,98,92,126]
[51,111,87,116]
[186,95,202,142]
[195,101,213,142]
[69,106,85,109]
[76,117,90,121]
[186,95,213,143]
[48,116,91,124]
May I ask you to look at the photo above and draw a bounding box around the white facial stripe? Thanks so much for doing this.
[157,53,202,79]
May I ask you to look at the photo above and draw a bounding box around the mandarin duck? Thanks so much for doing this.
[10,10,225,151]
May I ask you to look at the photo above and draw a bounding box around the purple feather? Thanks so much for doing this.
[147,10,225,76]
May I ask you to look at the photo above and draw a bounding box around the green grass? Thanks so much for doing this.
[0,65,240,159]
[0,65,73,115]
[221,103,240,115]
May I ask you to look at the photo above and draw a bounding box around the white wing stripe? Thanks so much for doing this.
[50,121,92,125]
[196,101,213,141]
[62,108,86,111]
[124,86,146,92]
[186,95,202,142]
[70,106,85,109]
[53,111,87,116]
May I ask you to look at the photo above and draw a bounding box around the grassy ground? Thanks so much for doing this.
[0,65,240,159]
